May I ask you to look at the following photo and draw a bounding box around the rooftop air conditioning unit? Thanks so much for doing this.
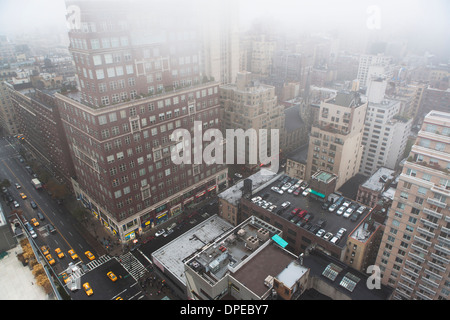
[246,236,259,250]
[257,228,270,241]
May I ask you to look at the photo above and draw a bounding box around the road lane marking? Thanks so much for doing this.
[129,292,141,300]
[112,289,127,300]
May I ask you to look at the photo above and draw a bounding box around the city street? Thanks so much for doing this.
[0,137,149,299]
[0,137,219,300]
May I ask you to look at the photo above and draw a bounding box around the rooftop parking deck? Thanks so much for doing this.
[248,175,370,249]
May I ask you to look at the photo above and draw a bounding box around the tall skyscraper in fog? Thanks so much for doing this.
[199,0,240,85]
[375,111,450,300]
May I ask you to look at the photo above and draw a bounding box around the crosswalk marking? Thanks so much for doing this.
[85,254,112,271]
[115,252,147,281]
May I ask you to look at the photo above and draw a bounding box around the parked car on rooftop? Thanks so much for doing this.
[281,201,291,209]
[328,203,338,212]
[281,183,291,191]
[302,188,311,196]
[316,229,326,237]
[343,207,354,218]
[350,212,360,222]
[271,186,283,194]
[336,206,346,215]
[324,232,333,241]
[356,206,366,215]
[342,200,351,207]
[336,228,347,238]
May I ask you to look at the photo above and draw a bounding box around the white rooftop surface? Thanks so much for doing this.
[218,169,280,206]
[350,219,381,244]
[382,187,396,200]
[151,215,233,285]
[276,260,308,288]
[361,167,395,192]
[0,247,50,300]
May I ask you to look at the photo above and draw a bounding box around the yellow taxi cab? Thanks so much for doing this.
[68,249,78,260]
[85,251,95,261]
[83,282,93,296]
[41,245,50,256]
[20,193,27,199]
[107,271,118,282]
[55,248,65,259]
[45,254,55,265]
[31,218,39,227]
[61,272,71,284]
[115,297,123,300]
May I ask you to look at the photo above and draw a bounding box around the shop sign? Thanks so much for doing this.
[195,190,206,198]
[124,231,135,240]
[156,210,168,219]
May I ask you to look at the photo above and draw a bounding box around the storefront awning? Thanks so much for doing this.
[272,234,288,248]
[310,189,325,198]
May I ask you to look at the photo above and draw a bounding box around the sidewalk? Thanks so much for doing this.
[63,194,218,300]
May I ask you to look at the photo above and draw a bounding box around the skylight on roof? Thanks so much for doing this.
[340,272,361,292]
[322,263,343,282]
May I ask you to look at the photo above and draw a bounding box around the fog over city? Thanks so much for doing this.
[1,0,450,304]
[0,0,448,57]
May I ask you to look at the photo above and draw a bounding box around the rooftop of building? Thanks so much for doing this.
[284,105,305,133]
[249,175,371,249]
[360,167,396,192]
[348,208,383,244]
[218,169,280,207]
[381,187,396,201]
[57,80,219,112]
[231,241,305,298]
[151,214,234,286]
[326,91,364,108]
[426,110,450,122]
[185,215,286,297]
[312,171,337,184]
[220,82,275,94]
[286,144,308,164]
[337,173,368,200]
[368,97,401,110]
[301,249,393,300]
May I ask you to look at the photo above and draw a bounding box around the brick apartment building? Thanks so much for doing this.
[7,83,75,183]
[59,0,229,241]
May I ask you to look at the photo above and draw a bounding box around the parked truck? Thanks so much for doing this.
[31,178,42,189]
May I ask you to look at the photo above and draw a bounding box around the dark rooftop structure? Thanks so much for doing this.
[286,144,308,164]
[232,241,304,298]
[284,105,304,133]
[338,173,368,201]
[329,91,363,108]
[301,249,393,300]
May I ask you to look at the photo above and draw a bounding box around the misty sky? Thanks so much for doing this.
[0,0,448,55]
